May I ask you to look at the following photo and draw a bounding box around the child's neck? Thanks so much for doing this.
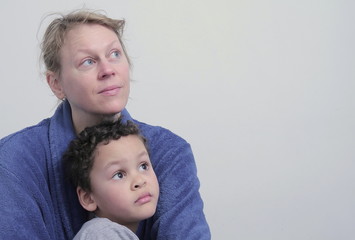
[124,222,139,234]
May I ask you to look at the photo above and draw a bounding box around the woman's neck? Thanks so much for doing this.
[72,112,121,134]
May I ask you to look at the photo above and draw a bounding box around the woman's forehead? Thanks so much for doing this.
[61,24,121,54]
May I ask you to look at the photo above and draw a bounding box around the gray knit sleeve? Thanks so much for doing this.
[73,218,139,240]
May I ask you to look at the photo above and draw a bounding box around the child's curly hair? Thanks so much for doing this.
[63,118,146,192]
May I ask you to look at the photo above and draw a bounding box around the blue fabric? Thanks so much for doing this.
[0,100,211,240]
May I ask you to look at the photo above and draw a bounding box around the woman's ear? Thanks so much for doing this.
[46,71,65,100]
[77,186,97,212]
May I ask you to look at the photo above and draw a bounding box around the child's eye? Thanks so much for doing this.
[139,163,149,171]
[112,171,125,180]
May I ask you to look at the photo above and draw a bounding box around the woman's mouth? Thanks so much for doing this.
[98,86,120,96]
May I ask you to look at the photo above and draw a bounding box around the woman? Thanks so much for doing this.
[0,10,210,240]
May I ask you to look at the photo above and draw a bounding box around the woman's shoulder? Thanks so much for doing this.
[0,119,51,169]
[0,118,51,147]
[132,119,195,169]
[133,119,189,147]
[0,118,51,182]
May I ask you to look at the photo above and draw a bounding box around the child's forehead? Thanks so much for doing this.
[98,135,143,145]
[93,136,148,161]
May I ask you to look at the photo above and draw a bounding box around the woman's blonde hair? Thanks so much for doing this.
[41,10,130,74]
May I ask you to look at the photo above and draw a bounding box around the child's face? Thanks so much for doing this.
[88,135,159,225]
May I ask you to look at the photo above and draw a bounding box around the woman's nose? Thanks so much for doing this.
[98,60,115,80]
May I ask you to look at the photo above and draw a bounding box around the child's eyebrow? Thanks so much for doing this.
[103,160,123,171]
[137,151,149,158]
[103,151,150,170]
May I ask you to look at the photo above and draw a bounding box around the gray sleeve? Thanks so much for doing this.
[73,218,139,240]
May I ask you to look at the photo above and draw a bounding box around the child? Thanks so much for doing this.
[63,119,160,240]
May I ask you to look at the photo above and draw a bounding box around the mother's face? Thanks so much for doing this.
[48,24,130,119]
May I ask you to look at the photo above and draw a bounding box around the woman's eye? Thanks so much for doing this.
[139,163,149,171]
[111,50,120,58]
[82,59,94,66]
[112,172,124,180]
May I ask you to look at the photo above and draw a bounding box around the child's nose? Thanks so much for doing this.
[132,176,146,190]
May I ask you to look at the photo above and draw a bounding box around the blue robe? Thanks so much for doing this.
[0,101,210,239]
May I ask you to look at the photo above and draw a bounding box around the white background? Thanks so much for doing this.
[1,0,354,239]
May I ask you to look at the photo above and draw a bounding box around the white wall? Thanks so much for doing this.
[1,0,354,239]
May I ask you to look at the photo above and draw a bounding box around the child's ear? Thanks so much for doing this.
[77,186,97,212]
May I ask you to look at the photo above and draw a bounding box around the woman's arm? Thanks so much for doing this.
[138,125,211,239]
[0,165,56,239]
